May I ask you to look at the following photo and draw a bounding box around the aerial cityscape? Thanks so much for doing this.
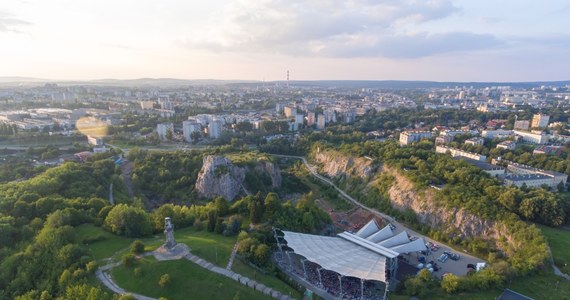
[1,1,570,300]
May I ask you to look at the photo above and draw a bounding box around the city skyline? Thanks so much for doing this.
[1,0,569,81]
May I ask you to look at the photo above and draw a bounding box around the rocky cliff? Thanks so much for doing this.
[311,149,517,253]
[312,149,377,180]
[195,155,282,201]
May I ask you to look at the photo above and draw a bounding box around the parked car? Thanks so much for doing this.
[444,251,460,261]
[438,253,449,263]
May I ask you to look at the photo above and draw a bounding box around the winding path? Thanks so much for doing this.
[96,248,296,300]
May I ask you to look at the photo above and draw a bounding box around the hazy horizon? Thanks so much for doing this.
[1,0,569,82]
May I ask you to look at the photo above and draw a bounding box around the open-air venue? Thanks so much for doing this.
[274,219,429,299]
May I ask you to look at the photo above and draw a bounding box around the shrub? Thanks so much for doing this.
[130,240,145,254]
[158,274,171,288]
[121,254,136,267]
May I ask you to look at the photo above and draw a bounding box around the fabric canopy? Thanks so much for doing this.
[282,231,388,282]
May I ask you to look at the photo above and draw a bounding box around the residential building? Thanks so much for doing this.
[208,119,223,139]
[87,135,103,146]
[399,131,433,146]
[284,106,295,118]
[514,120,530,130]
[307,112,316,126]
[531,113,550,129]
[465,137,485,146]
[157,123,174,141]
[182,120,201,143]
[316,114,325,130]
[513,130,549,144]
[140,101,154,110]
[454,157,505,177]
[435,135,454,145]
[496,141,516,150]
[436,145,487,161]
[482,129,514,139]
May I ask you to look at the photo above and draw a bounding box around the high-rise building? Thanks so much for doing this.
[531,114,550,129]
[284,106,295,118]
[307,112,316,126]
[208,119,223,139]
[183,121,201,143]
[157,123,174,141]
[316,114,325,130]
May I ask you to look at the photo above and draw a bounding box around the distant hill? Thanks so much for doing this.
[271,80,570,89]
[0,77,568,89]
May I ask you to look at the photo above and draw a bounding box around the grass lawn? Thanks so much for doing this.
[231,259,302,299]
[173,227,237,267]
[539,225,570,273]
[75,224,163,261]
[112,256,273,300]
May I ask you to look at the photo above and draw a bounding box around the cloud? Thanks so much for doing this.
[179,0,501,58]
[0,11,31,33]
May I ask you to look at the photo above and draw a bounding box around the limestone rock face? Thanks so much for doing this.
[313,150,376,180]
[256,160,282,188]
[195,155,282,201]
[195,156,246,201]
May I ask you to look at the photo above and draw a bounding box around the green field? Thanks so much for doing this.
[78,224,302,298]
[540,225,570,274]
[112,256,272,300]
[76,224,163,260]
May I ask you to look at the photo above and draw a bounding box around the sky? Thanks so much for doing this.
[1,0,569,82]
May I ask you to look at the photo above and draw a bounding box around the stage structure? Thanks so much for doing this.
[274,219,427,300]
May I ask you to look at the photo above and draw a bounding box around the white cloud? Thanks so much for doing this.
[0,11,30,33]
[179,0,500,58]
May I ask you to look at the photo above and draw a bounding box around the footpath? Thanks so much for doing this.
[96,247,296,300]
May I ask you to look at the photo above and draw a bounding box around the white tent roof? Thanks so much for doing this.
[355,219,380,239]
[282,231,388,282]
[377,231,410,248]
[365,225,393,243]
[390,238,427,254]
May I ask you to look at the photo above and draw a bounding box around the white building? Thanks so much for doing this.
[436,145,487,161]
[182,121,201,143]
[435,135,454,145]
[481,129,514,140]
[284,106,296,118]
[87,135,103,146]
[497,141,516,150]
[513,130,549,144]
[465,137,485,146]
[157,123,174,141]
[208,119,223,139]
[399,131,433,146]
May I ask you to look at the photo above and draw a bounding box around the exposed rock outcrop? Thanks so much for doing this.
[195,156,246,201]
[195,155,282,201]
[313,150,377,180]
[255,160,282,188]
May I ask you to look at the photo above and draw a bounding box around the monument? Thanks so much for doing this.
[152,216,189,260]
[164,217,176,249]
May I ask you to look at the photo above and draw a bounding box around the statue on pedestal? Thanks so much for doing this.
[164,217,176,249]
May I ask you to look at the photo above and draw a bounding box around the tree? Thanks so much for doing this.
[441,274,461,293]
[264,193,280,219]
[130,240,145,254]
[158,274,171,288]
[104,204,152,237]
[121,254,136,267]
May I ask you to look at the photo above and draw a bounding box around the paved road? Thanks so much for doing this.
[272,154,484,276]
